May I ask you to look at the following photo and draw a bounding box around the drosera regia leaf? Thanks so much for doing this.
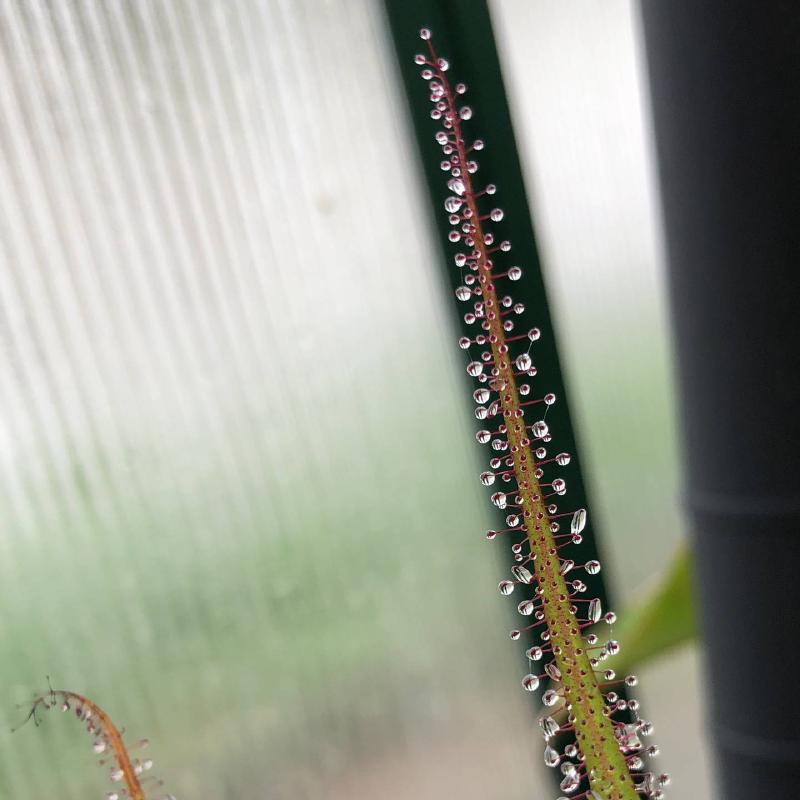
[414,28,669,800]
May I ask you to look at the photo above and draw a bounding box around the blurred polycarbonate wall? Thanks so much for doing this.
[0,1,709,799]
[0,2,536,798]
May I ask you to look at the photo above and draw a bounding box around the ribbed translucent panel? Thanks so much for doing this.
[0,3,534,799]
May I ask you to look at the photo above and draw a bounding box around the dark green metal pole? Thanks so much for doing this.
[640,3,800,797]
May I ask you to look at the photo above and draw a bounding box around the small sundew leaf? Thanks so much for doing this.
[13,687,172,800]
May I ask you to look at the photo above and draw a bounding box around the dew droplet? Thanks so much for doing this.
[555,452,571,466]
[448,177,466,195]
[437,57,449,71]
[559,559,575,575]
[510,629,521,640]
[511,565,533,584]
[93,739,107,754]
[559,766,581,793]
[542,689,560,707]
[521,674,540,692]
[106,794,119,800]
[491,492,507,509]
[508,266,522,280]
[517,599,535,616]
[458,337,471,350]
[476,430,491,444]
[544,744,560,767]
[526,646,543,661]
[490,208,504,222]
[544,393,557,405]
[455,286,471,301]
[532,420,549,438]
[616,722,642,752]
[485,529,498,540]
[515,353,532,371]
[571,508,587,534]
[444,196,462,213]
[467,361,483,377]
[459,106,473,120]
[539,715,560,740]
[479,471,495,486]
[588,598,603,624]
[498,580,515,596]
[473,387,490,404]
[545,662,562,681]
[110,770,124,783]
[552,478,567,495]
[455,82,467,94]
[419,28,431,40]
[585,560,601,575]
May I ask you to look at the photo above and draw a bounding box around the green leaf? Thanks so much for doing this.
[606,545,696,675]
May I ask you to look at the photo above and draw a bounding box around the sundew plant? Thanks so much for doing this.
[15,687,172,800]
[413,29,669,800]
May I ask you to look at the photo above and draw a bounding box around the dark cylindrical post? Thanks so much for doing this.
[639,3,800,797]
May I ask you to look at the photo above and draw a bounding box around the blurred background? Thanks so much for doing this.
[0,1,710,798]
